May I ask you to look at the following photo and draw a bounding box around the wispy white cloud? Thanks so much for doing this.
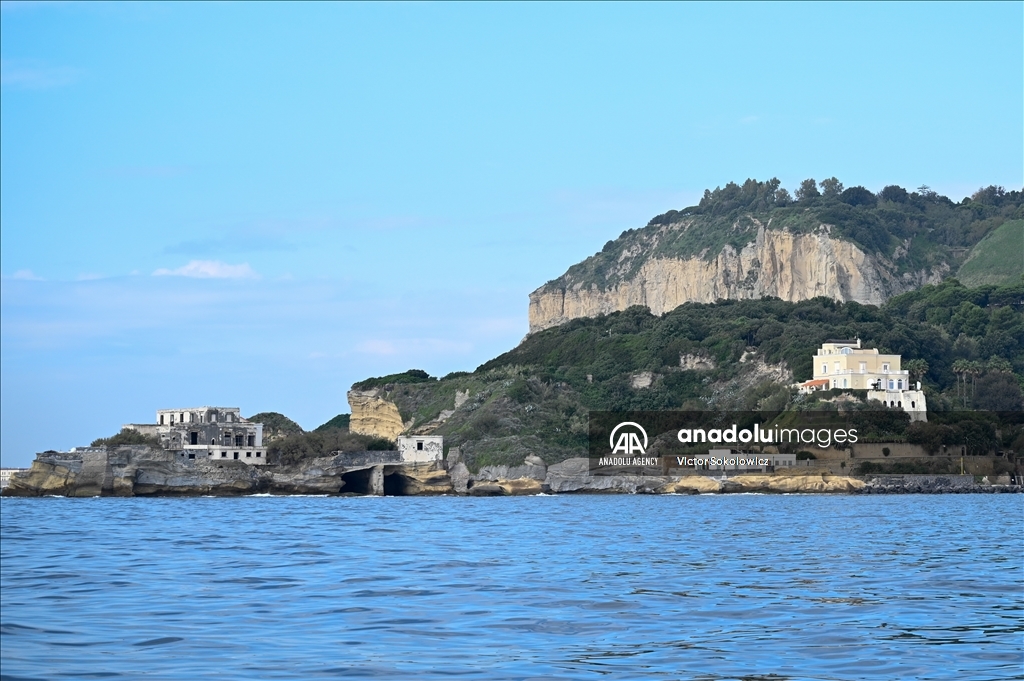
[152,260,258,279]
[4,269,44,281]
[0,59,81,89]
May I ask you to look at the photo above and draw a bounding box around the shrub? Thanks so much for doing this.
[91,429,163,448]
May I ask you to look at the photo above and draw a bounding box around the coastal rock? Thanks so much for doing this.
[5,458,79,496]
[544,473,670,494]
[475,460,547,482]
[659,476,723,494]
[448,462,471,494]
[498,478,545,495]
[725,474,866,493]
[467,482,506,497]
[389,464,453,496]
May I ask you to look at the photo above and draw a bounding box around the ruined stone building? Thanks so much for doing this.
[124,407,266,464]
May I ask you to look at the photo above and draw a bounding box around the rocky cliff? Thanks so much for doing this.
[530,224,946,333]
[347,389,405,439]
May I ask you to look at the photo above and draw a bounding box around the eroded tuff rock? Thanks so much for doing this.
[529,226,946,333]
[347,389,405,439]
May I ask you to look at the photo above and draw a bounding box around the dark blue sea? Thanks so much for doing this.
[1,494,1021,680]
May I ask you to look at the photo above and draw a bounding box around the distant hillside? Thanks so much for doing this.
[350,279,1023,471]
[530,179,1023,332]
[248,412,304,441]
[957,219,1024,287]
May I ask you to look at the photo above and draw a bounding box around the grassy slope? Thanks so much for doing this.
[957,219,1024,287]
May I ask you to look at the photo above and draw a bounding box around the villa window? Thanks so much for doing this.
[221,452,227,458]
[882,363,890,372]
[417,441,424,451]
[822,364,828,374]
[888,380,894,390]
[159,415,164,425]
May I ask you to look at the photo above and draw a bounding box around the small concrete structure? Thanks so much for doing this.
[397,435,443,463]
[124,407,267,465]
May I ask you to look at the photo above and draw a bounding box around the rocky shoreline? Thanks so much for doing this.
[3,446,1021,498]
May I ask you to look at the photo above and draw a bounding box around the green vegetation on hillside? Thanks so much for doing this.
[314,414,350,431]
[352,369,436,391]
[549,180,1023,291]
[356,279,1023,470]
[957,219,1024,287]
[248,412,304,436]
[91,429,163,448]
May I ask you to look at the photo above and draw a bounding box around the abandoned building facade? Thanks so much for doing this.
[124,407,266,465]
[397,435,444,463]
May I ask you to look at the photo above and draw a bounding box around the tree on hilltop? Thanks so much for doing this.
[796,178,820,201]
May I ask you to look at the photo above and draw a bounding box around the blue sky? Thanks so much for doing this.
[2,2,1021,466]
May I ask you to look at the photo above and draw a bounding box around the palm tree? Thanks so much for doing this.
[951,359,969,406]
[967,360,984,405]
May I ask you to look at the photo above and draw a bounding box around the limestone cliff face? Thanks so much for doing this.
[347,389,405,440]
[529,226,945,333]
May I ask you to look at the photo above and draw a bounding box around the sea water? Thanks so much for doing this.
[1,494,1021,680]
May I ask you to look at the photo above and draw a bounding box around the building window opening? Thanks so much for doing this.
[190,432,199,445]
[159,414,164,425]
[247,435,255,447]
[417,441,424,451]
[233,452,239,460]
[188,453,195,460]
[169,414,174,424]
[235,435,244,447]
[180,413,184,423]
[256,452,261,457]
[221,452,227,458]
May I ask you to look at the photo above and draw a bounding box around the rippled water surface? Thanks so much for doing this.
[2,495,1022,680]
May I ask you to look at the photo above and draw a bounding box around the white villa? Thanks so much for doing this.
[797,339,927,421]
